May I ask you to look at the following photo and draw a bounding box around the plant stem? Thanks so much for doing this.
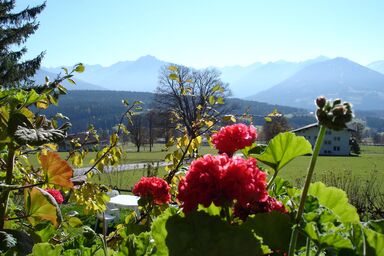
[288,125,326,256]
[266,169,278,189]
[223,205,231,224]
[305,237,311,256]
[0,144,16,229]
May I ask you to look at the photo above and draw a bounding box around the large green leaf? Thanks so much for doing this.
[308,182,360,224]
[255,132,312,171]
[25,187,62,227]
[244,211,292,252]
[151,209,268,256]
[30,243,63,256]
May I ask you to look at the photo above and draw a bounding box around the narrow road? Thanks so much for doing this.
[74,161,169,176]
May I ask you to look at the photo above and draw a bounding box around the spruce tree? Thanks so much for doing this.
[0,0,46,87]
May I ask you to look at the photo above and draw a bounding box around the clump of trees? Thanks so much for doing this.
[0,0,46,86]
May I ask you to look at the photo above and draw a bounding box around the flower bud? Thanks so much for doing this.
[332,105,345,117]
[316,96,326,108]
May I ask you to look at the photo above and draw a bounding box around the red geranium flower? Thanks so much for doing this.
[45,189,64,204]
[221,157,268,208]
[133,177,171,205]
[177,154,269,214]
[211,124,257,156]
[233,196,287,221]
[177,154,229,213]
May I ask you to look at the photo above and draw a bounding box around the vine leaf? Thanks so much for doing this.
[24,187,62,227]
[254,132,312,171]
[40,151,74,188]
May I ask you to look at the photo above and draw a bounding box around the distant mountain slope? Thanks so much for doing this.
[43,55,330,96]
[35,69,106,90]
[367,60,384,74]
[249,57,384,110]
[44,55,167,91]
[220,56,329,97]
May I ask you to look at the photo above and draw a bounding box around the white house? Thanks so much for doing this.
[291,123,354,156]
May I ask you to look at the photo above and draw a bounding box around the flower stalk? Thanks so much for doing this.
[0,144,16,229]
[288,125,326,256]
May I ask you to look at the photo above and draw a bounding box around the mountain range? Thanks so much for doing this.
[37,55,384,110]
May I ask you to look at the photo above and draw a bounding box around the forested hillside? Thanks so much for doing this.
[41,90,308,133]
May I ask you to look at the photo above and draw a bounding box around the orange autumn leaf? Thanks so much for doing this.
[40,151,74,188]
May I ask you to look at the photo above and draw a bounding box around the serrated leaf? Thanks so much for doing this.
[25,187,62,227]
[308,182,359,224]
[255,132,312,171]
[40,151,74,188]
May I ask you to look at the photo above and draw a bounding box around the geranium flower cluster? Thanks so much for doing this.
[133,177,171,205]
[211,123,257,156]
[178,154,274,215]
[178,124,286,219]
[45,189,64,204]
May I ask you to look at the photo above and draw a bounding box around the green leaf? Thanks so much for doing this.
[25,187,63,227]
[364,226,384,255]
[30,243,63,256]
[244,211,292,252]
[308,182,359,224]
[208,95,215,105]
[68,217,83,228]
[67,78,76,85]
[255,132,312,171]
[25,90,40,105]
[152,209,268,256]
[367,219,384,234]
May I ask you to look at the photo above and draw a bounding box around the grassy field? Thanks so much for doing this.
[27,143,217,167]
[89,145,384,192]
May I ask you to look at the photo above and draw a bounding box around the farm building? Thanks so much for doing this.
[291,123,355,156]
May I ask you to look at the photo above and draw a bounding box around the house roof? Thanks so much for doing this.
[66,132,98,144]
[291,123,356,133]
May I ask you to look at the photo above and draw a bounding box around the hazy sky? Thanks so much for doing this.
[19,0,384,68]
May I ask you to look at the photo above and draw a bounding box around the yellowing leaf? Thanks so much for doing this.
[40,152,74,188]
[168,65,178,72]
[25,187,62,227]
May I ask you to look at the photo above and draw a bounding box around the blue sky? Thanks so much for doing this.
[19,0,384,68]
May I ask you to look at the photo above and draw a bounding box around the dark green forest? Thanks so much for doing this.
[40,90,384,134]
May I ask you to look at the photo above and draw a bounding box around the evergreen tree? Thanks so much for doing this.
[0,0,46,87]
